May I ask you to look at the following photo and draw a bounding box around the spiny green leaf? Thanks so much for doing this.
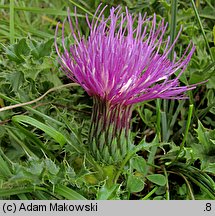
[30,38,54,59]
[6,71,24,92]
[6,38,30,63]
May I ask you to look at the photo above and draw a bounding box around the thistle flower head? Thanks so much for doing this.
[55,5,196,106]
[55,5,198,164]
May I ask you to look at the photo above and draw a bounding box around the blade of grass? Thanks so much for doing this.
[0,186,47,197]
[54,185,86,200]
[16,23,54,38]
[179,104,193,151]
[191,0,214,61]
[173,104,193,161]
[0,148,13,167]
[17,1,31,25]
[170,163,215,198]
[199,13,215,20]
[156,99,161,141]
[0,5,85,17]
[169,101,185,129]
[166,100,185,141]
[12,115,67,147]
[13,123,57,161]
[161,0,178,142]
[163,167,170,200]
[68,0,94,17]
[178,173,195,200]
[9,0,15,43]
[1,94,93,158]
[161,111,168,142]
[146,137,159,174]
[32,191,53,200]
[168,171,195,200]
[162,0,178,142]
[6,128,37,158]
[12,115,90,159]
[169,0,178,61]
[198,101,215,120]
[17,194,29,200]
[185,173,215,199]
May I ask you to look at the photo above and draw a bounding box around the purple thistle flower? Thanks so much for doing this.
[55,5,198,164]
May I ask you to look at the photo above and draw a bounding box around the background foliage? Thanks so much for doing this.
[0,0,215,200]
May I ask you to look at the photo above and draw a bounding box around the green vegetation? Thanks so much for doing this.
[0,0,215,200]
